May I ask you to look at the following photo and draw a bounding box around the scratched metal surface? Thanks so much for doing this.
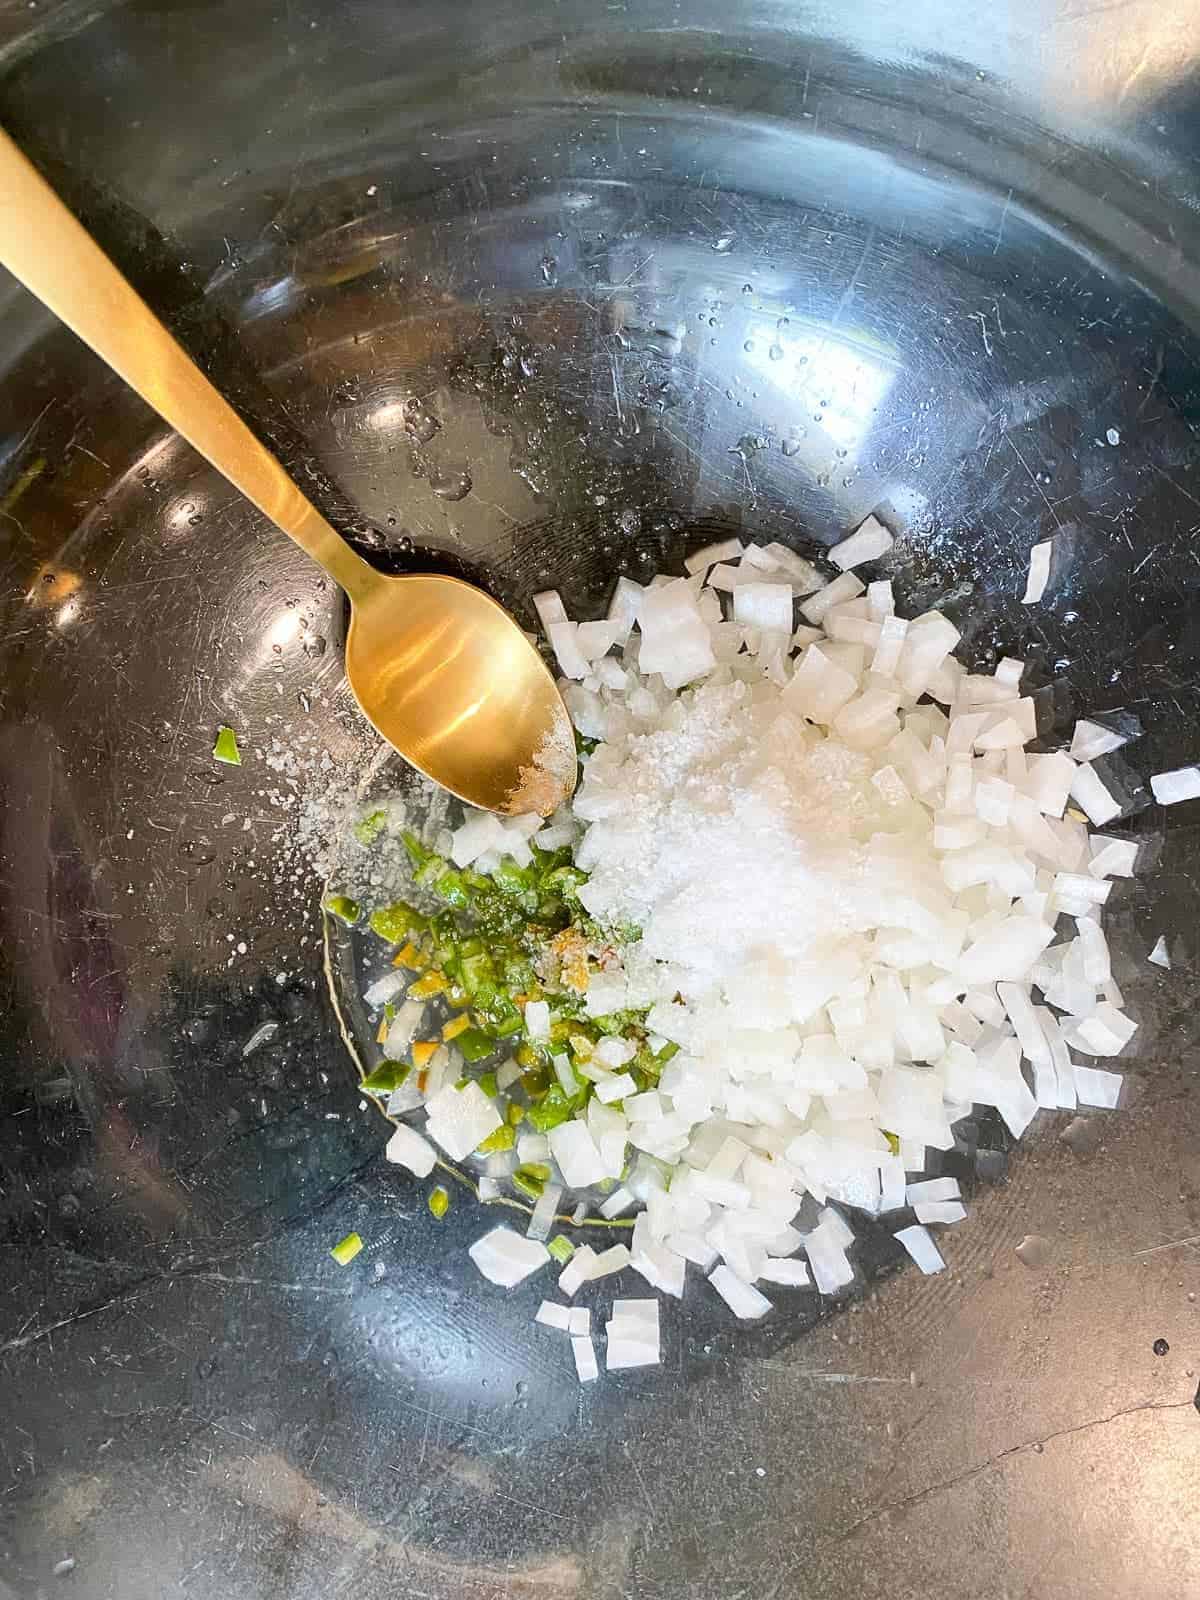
[2,2,1200,1597]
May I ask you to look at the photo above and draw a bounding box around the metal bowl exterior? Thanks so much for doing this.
[1,3,1199,1597]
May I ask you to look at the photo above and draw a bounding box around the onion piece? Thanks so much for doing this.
[559,1245,597,1297]
[1150,766,1200,805]
[587,1243,633,1280]
[905,1176,960,1203]
[757,1258,811,1286]
[468,1227,550,1287]
[829,514,894,571]
[605,1298,661,1368]
[535,1300,572,1332]
[533,589,568,631]
[913,1199,967,1224]
[708,1264,772,1319]
[799,572,866,625]
[685,536,744,574]
[1070,762,1122,825]
[363,970,407,1010]
[1073,1064,1123,1108]
[572,1334,600,1382]
[528,1183,563,1242]
[548,1120,607,1188]
[424,1082,502,1162]
[599,1184,636,1219]
[606,577,644,643]
[1070,719,1128,762]
[385,1124,437,1178]
[894,1224,945,1274]
[547,620,591,679]
[733,581,794,633]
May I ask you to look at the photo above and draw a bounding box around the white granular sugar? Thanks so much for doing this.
[575,680,950,999]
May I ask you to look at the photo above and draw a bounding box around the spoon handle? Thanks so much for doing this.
[0,126,376,605]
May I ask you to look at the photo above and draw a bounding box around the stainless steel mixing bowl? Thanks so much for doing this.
[2,3,1199,1596]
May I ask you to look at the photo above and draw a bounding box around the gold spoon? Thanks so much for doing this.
[0,128,576,816]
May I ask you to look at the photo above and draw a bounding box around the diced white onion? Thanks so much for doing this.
[535,1299,572,1332]
[913,1199,967,1224]
[533,589,567,630]
[548,1120,608,1188]
[587,1243,632,1280]
[757,1258,811,1287]
[524,999,550,1039]
[905,1176,960,1204]
[1070,763,1122,826]
[599,1184,636,1219]
[708,1264,772,1319]
[384,1124,437,1178]
[828,514,894,571]
[1150,766,1200,805]
[363,970,407,1010]
[528,1184,563,1242]
[685,536,744,574]
[605,1298,661,1368]
[558,1245,597,1297]
[1073,1064,1123,1108]
[424,1082,502,1162]
[572,1334,599,1382]
[468,1227,550,1287]
[547,620,591,679]
[894,1224,945,1273]
[1070,719,1127,762]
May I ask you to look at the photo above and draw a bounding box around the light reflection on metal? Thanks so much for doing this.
[743,319,900,461]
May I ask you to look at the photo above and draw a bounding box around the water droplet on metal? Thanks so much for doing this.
[768,344,784,361]
[711,234,735,253]
[303,634,327,658]
[1015,1234,1051,1269]
[540,255,558,285]
[430,467,472,502]
[404,400,439,444]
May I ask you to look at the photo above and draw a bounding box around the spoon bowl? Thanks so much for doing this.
[345,570,575,814]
